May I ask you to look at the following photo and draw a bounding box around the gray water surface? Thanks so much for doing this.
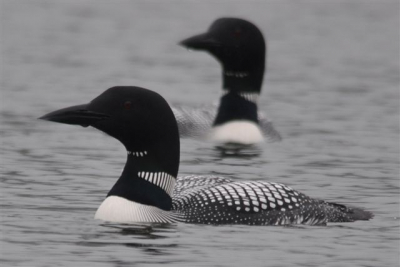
[1,1,399,266]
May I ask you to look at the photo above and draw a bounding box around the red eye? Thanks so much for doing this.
[233,28,242,37]
[124,101,132,110]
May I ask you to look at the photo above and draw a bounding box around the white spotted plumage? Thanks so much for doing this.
[168,176,369,225]
[94,173,372,225]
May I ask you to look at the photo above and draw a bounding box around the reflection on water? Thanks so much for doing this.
[214,143,263,158]
[79,223,180,255]
[1,1,399,267]
[104,223,177,239]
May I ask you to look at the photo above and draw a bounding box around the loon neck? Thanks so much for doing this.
[213,92,259,126]
[221,89,259,103]
[107,152,175,211]
[222,67,264,96]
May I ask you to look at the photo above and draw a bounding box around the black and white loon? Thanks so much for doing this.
[175,17,281,144]
[40,86,373,225]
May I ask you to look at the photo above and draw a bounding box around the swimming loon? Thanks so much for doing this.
[40,86,373,225]
[176,17,281,144]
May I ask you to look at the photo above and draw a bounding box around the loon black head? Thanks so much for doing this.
[40,86,180,211]
[180,17,266,95]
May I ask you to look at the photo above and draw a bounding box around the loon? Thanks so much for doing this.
[176,17,281,144]
[39,86,373,225]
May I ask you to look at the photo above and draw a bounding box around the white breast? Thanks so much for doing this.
[94,196,176,223]
[209,120,264,144]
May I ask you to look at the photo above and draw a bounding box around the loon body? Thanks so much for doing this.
[40,86,373,225]
[172,103,280,143]
[177,18,281,144]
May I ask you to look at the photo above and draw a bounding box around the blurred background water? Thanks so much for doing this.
[1,0,399,266]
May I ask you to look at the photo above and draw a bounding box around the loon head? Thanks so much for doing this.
[40,86,180,211]
[180,17,266,95]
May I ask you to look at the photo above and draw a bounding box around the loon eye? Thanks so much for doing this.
[233,28,242,38]
[124,101,132,110]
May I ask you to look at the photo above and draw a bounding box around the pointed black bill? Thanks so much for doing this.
[179,33,221,50]
[39,103,108,127]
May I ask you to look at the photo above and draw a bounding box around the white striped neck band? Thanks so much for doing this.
[224,71,249,78]
[137,171,176,196]
[222,90,259,103]
[127,150,148,157]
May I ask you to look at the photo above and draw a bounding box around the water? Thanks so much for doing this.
[1,1,399,266]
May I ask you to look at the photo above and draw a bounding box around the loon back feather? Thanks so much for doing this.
[40,85,373,226]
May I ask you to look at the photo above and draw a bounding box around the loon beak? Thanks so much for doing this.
[179,33,221,50]
[39,103,109,127]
